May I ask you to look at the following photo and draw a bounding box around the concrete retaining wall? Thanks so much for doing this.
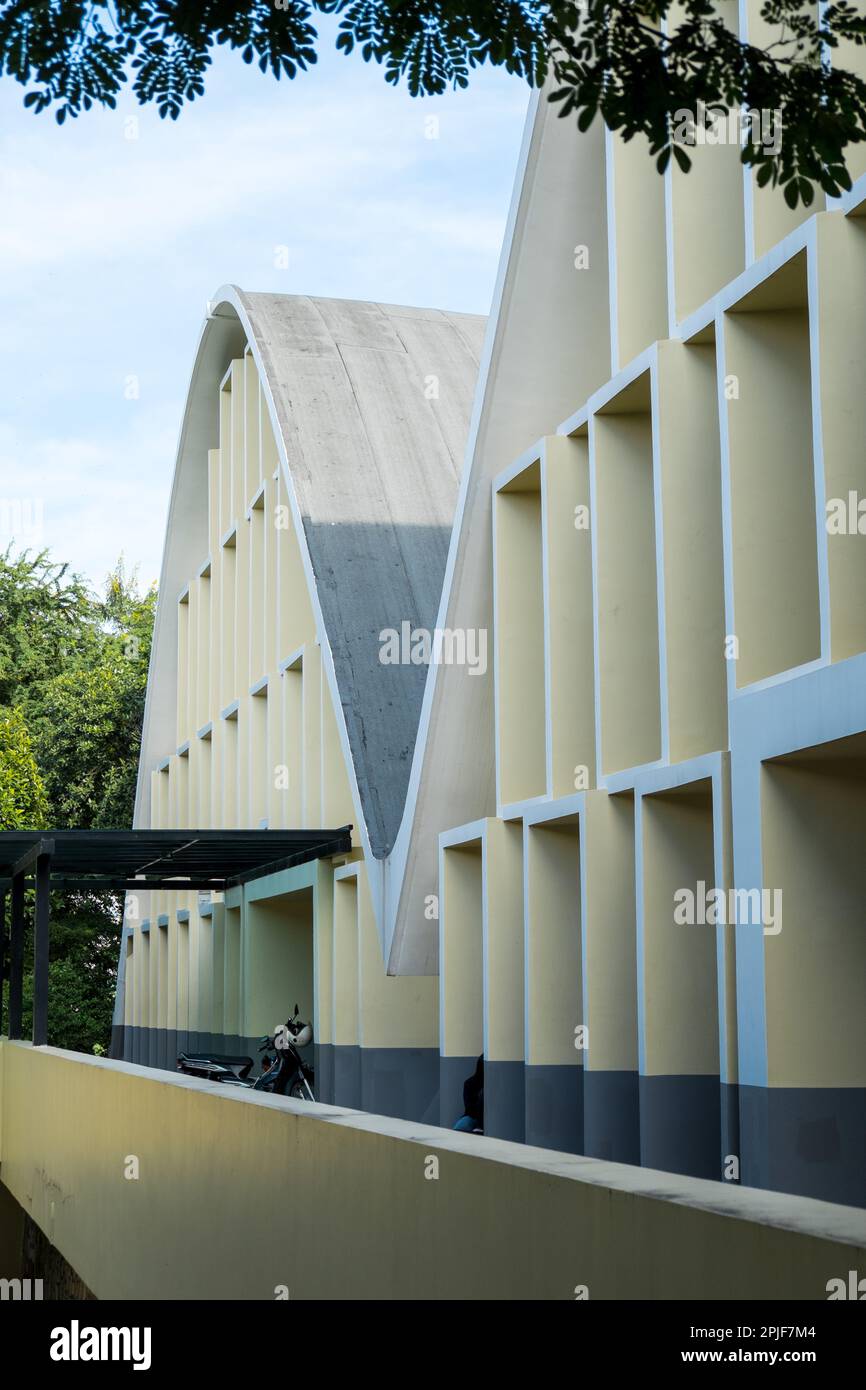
[0,1042,863,1300]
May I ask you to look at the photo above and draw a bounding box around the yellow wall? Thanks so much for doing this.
[125,348,401,1048]
[1,1043,860,1300]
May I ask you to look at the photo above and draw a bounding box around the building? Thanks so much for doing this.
[113,79,866,1212]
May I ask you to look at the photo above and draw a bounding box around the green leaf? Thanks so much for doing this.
[756,161,774,188]
[0,0,862,219]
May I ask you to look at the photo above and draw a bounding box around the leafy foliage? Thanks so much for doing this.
[325,1,550,92]
[1,2,864,204]
[546,2,866,207]
[0,547,94,709]
[28,559,156,830]
[0,549,156,1053]
[0,549,155,829]
[18,908,123,1055]
[0,705,49,830]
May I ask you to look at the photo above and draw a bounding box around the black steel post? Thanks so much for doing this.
[33,851,51,1046]
[9,872,24,1039]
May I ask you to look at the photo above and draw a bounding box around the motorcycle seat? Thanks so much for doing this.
[178,1053,254,1078]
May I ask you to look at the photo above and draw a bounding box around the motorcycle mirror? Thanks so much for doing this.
[294,1002,299,1016]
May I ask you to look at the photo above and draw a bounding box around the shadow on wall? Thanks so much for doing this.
[304,520,456,858]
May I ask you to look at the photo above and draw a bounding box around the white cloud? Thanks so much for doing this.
[0,83,522,275]
[0,47,528,588]
[0,421,173,590]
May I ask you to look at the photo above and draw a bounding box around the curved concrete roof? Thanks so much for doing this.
[138,290,485,862]
[240,292,486,856]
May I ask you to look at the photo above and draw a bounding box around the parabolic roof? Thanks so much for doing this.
[236,292,487,857]
[143,291,487,863]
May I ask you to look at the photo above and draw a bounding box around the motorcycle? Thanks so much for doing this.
[271,1004,316,1100]
[177,1004,315,1101]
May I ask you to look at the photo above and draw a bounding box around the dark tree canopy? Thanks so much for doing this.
[0,548,156,1054]
[0,4,865,205]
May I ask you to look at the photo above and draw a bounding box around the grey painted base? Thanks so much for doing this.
[333,1045,362,1108]
[120,1026,163,1071]
[639,1074,721,1180]
[123,1030,438,1119]
[439,1054,477,1130]
[123,1026,255,1074]
[740,1084,866,1209]
[721,1082,740,1178]
[116,1029,865,1208]
[309,1045,440,1119]
[158,1030,177,1072]
[524,1064,584,1154]
[485,1060,525,1142]
[584,1070,640,1164]
[122,1025,138,1066]
[361,1048,439,1124]
[315,1043,334,1104]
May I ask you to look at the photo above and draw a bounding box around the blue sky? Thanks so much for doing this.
[0,24,528,593]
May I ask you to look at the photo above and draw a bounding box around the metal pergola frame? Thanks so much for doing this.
[0,827,353,1047]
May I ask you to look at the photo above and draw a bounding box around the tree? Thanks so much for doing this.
[19,902,123,1056]
[0,547,95,711]
[28,559,156,830]
[0,2,864,206]
[0,549,156,1054]
[0,705,49,830]
[0,550,155,830]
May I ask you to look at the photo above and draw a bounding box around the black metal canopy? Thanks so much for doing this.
[0,826,353,1049]
[0,826,353,892]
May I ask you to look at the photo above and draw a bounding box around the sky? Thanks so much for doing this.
[0,21,529,594]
